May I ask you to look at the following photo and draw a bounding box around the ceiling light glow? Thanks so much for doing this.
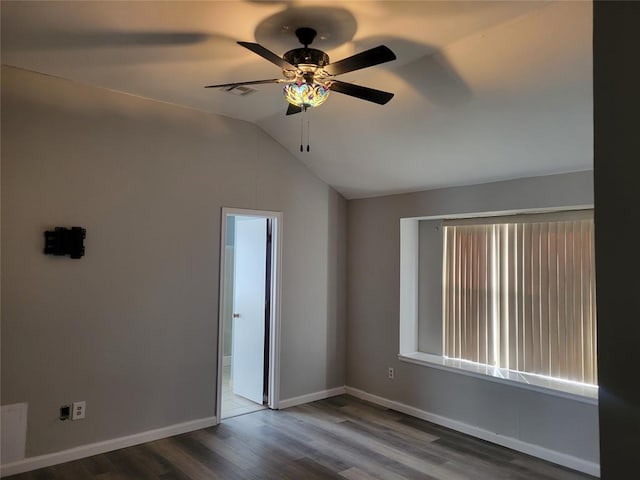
[283,82,330,109]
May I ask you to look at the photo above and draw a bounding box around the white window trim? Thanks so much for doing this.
[399,205,597,406]
[398,352,598,405]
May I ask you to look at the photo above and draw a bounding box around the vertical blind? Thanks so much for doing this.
[443,214,597,385]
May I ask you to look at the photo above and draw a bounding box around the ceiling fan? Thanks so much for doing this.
[204,27,397,115]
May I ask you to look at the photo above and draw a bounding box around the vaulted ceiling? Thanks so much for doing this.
[1,1,592,199]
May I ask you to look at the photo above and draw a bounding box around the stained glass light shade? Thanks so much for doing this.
[283,82,330,109]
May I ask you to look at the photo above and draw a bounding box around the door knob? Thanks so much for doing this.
[232,313,240,318]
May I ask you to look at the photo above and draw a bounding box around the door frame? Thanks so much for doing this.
[216,207,283,423]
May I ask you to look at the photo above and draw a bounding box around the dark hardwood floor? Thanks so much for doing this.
[8,395,596,479]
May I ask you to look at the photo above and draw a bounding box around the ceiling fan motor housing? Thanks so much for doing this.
[283,48,330,68]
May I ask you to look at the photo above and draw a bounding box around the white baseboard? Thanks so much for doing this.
[0,416,217,478]
[345,386,600,478]
[223,355,232,367]
[278,386,346,410]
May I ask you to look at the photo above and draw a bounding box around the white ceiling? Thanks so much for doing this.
[1,1,592,199]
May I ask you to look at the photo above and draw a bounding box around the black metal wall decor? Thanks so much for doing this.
[44,227,86,259]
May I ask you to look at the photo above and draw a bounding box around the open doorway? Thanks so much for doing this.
[216,208,282,421]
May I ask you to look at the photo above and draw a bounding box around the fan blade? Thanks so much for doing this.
[237,42,295,70]
[324,45,396,76]
[286,104,303,116]
[329,80,394,105]
[205,79,281,88]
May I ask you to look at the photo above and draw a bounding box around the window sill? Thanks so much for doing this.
[398,352,598,405]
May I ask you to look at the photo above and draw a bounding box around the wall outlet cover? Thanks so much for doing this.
[72,401,86,420]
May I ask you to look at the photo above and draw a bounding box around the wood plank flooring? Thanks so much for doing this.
[7,395,596,480]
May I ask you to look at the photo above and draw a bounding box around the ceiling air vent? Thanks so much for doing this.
[225,85,257,96]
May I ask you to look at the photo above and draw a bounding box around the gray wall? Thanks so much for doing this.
[0,66,347,457]
[594,3,640,478]
[347,171,598,463]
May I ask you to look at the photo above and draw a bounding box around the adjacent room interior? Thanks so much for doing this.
[1,2,639,479]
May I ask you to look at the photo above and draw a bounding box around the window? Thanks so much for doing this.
[442,211,597,385]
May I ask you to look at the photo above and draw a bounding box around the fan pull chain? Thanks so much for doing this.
[298,109,311,152]
[300,111,304,152]
[297,109,312,153]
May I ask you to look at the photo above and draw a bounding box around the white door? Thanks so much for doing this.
[231,216,267,404]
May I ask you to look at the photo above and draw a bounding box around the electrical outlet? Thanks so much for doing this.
[388,367,394,379]
[71,401,86,420]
